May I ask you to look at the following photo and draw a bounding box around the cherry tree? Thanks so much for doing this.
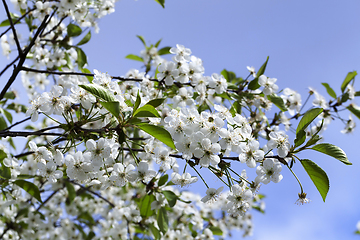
[0,0,359,239]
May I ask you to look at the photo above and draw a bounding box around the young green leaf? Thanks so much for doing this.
[0,165,11,179]
[76,47,87,69]
[154,0,165,8]
[294,129,306,148]
[300,159,329,202]
[155,39,162,48]
[341,71,357,93]
[0,18,20,27]
[101,101,120,118]
[311,143,351,165]
[346,104,360,120]
[321,82,337,98]
[134,91,141,113]
[221,69,236,82]
[158,174,168,187]
[209,226,223,236]
[79,84,116,102]
[157,47,171,55]
[149,224,161,240]
[77,31,91,46]
[140,194,155,217]
[125,54,144,62]
[145,98,165,108]
[296,108,323,135]
[81,68,93,82]
[157,207,168,234]
[136,123,176,150]
[137,35,147,46]
[162,190,178,207]
[14,180,42,202]
[133,105,160,118]
[67,23,82,37]
[248,56,269,90]
[0,116,8,130]
[267,94,287,112]
[65,181,76,205]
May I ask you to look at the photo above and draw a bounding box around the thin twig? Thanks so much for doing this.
[2,0,22,56]
[69,180,115,208]
[0,14,50,101]
[0,8,35,38]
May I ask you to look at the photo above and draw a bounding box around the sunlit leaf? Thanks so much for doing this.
[67,23,82,37]
[311,143,351,165]
[79,84,116,102]
[14,180,42,202]
[321,82,337,98]
[157,207,168,234]
[267,94,287,111]
[125,54,143,62]
[77,31,91,46]
[300,159,329,202]
[341,71,357,93]
[136,123,176,150]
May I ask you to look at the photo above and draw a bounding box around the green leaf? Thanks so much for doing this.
[321,83,337,98]
[146,98,165,108]
[221,69,236,82]
[134,91,141,113]
[0,164,11,179]
[137,35,147,46]
[300,159,329,202]
[140,194,155,217]
[65,181,76,205]
[77,31,91,46]
[150,224,161,240]
[0,18,20,27]
[79,84,116,102]
[1,108,13,124]
[294,129,306,148]
[347,104,360,120]
[341,71,357,93]
[162,190,177,207]
[0,149,7,162]
[157,47,171,55]
[133,105,160,118]
[248,56,269,90]
[76,47,87,69]
[81,68,93,82]
[155,39,162,48]
[4,91,16,99]
[296,108,323,134]
[100,101,120,118]
[311,143,351,165]
[157,207,168,234]
[67,23,82,37]
[0,116,7,130]
[209,226,223,236]
[154,0,165,8]
[158,174,168,187]
[267,94,287,111]
[125,54,144,62]
[136,123,176,150]
[14,180,42,202]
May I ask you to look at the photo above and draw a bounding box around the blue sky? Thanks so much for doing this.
[1,0,360,239]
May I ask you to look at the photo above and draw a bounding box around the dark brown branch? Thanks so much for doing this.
[0,8,35,39]
[0,117,31,132]
[0,131,63,138]
[2,0,22,55]
[36,188,61,212]
[69,180,115,208]
[0,14,50,101]
[0,55,20,77]
[41,15,67,38]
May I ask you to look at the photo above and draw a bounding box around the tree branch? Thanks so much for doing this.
[2,0,22,56]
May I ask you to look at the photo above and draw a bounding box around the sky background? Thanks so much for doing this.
[1,0,360,239]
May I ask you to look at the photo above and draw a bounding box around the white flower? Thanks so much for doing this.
[238,140,264,168]
[201,186,224,203]
[171,172,198,187]
[128,161,156,182]
[193,138,221,168]
[157,61,179,86]
[109,163,136,187]
[247,66,256,77]
[209,73,227,94]
[341,114,356,134]
[258,75,278,95]
[170,44,192,62]
[268,131,290,158]
[84,138,111,169]
[255,158,283,184]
